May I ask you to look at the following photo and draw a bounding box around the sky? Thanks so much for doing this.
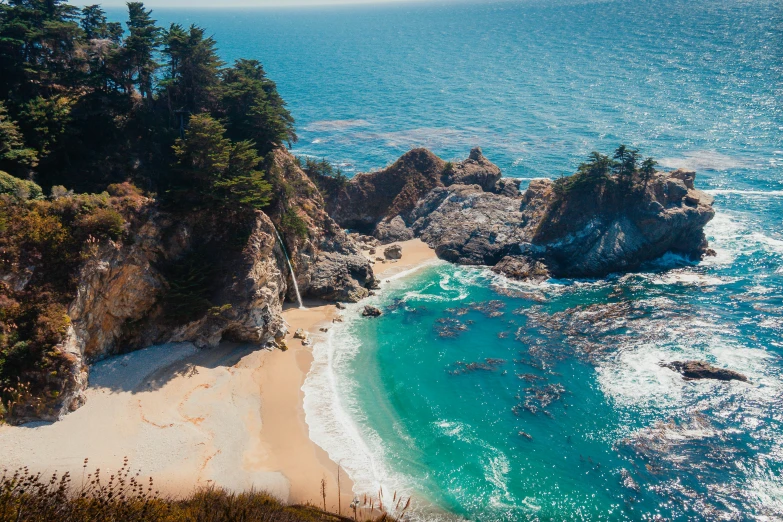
[69,0,430,7]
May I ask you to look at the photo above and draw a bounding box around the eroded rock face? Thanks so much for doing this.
[268,150,377,302]
[661,360,748,382]
[408,169,714,278]
[16,148,376,422]
[325,148,446,233]
[55,210,289,417]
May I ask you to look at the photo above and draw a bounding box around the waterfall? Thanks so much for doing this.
[273,226,305,309]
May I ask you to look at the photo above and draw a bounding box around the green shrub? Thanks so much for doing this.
[0,171,43,201]
[300,157,348,198]
[281,207,309,239]
[0,193,129,422]
[73,207,125,240]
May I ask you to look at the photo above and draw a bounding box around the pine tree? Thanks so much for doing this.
[578,151,615,178]
[162,24,224,114]
[173,113,272,209]
[640,157,658,186]
[218,59,296,155]
[0,102,38,175]
[122,2,160,100]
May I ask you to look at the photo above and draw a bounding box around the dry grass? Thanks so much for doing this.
[0,459,411,522]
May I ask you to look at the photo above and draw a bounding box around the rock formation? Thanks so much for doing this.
[325,148,446,238]
[268,150,376,303]
[661,361,748,382]
[2,149,375,423]
[326,148,715,280]
[325,147,505,243]
[362,305,382,317]
[442,146,502,191]
[384,244,402,260]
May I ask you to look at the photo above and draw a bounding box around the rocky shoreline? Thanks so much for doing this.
[326,147,715,280]
[2,146,715,423]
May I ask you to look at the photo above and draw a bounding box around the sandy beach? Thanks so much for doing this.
[0,238,437,514]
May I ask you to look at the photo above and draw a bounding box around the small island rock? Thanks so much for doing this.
[362,305,382,317]
[661,360,748,382]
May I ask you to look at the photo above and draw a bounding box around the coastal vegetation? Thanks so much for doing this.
[0,461,404,522]
[553,145,658,196]
[300,157,348,199]
[0,0,300,421]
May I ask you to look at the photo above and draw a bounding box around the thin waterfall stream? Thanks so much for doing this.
[273,226,305,309]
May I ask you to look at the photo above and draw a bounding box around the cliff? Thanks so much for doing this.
[0,150,374,423]
[268,150,376,302]
[327,148,715,280]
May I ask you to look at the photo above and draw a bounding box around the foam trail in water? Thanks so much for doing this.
[707,189,783,197]
[302,275,436,518]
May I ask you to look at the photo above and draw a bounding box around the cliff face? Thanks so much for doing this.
[324,146,509,243]
[17,208,289,421]
[268,150,377,302]
[409,170,714,278]
[329,148,715,280]
[325,148,446,238]
[2,149,375,423]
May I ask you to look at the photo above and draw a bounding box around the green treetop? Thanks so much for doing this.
[173,113,271,210]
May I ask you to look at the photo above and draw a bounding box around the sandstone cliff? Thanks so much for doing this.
[1,149,374,423]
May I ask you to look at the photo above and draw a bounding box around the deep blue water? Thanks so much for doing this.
[111,0,783,519]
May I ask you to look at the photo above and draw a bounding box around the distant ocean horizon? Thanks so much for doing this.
[108,0,783,518]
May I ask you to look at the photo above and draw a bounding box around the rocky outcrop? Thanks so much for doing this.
[494,178,521,198]
[442,147,502,192]
[384,244,402,260]
[329,148,715,281]
[374,215,414,243]
[362,305,382,317]
[50,209,290,417]
[324,148,447,241]
[6,148,376,423]
[268,150,376,302]
[661,361,748,382]
[324,147,506,244]
[492,256,550,282]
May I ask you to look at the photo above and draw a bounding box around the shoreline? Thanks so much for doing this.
[278,238,440,505]
[0,238,438,516]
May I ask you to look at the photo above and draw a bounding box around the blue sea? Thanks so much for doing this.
[115,0,782,519]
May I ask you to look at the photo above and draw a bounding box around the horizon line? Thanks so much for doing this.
[71,0,480,9]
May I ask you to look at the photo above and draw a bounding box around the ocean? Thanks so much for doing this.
[111,0,782,519]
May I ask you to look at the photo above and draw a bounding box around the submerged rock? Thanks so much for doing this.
[661,360,748,382]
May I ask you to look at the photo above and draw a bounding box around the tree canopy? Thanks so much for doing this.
[0,1,296,204]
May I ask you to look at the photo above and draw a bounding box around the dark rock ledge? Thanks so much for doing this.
[661,360,748,382]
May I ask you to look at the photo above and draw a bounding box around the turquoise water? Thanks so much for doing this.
[113,0,783,518]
